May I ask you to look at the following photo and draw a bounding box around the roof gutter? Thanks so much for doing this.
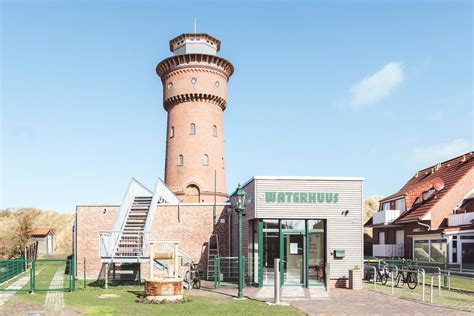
[416,217,431,231]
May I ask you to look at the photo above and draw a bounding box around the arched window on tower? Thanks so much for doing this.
[190,123,196,135]
[170,126,174,138]
[203,154,209,166]
[178,155,184,166]
[184,184,200,203]
[212,125,217,137]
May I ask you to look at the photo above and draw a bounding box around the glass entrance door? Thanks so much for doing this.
[283,233,304,285]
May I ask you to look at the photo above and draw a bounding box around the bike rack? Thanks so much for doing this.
[418,268,425,302]
[370,266,377,289]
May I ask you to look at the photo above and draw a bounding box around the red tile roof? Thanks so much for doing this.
[31,228,54,236]
[385,152,474,223]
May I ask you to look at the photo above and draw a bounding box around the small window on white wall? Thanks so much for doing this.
[203,154,209,166]
[190,123,196,135]
[170,126,174,138]
[178,155,184,166]
[213,125,217,137]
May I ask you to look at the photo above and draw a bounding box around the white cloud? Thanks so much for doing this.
[348,62,404,110]
[410,138,472,167]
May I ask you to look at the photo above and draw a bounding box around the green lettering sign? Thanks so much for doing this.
[264,191,340,204]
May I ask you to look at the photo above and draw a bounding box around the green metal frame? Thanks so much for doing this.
[0,259,25,284]
[256,219,327,288]
[214,256,246,289]
[0,259,75,293]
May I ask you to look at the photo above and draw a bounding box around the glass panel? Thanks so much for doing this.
[284,233,304,285]
[414,240,430,262]
[281,220,305,230]
[395,199,406,212]
[308,220,324,230]
[263,228,279,285]
[430,240,447,263]
[308,230,325,285]
[461,242,474,270]
[461,235,474,239]
[452,241,457,263]
[263,219,279,231]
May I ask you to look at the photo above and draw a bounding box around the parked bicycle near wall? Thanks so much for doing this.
[365,259,390,285]
[395,261,418,289]
[183,262,201,290]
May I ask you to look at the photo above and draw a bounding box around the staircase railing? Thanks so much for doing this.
[143,178,180,233]
[99,230,194,267]
[112,178,153,232]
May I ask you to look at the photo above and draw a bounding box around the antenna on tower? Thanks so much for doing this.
[193,19,197,33]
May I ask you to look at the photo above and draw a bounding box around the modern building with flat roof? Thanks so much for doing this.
[229,176,364,289]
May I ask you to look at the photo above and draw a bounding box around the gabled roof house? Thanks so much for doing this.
[366,152,474,268]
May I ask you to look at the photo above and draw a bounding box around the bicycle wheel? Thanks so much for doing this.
[192,278,201,289]
[395,272,402,287]
[183,270,191,290]
[407,272,418,290]
[194,271,201,289]
[381,273,388,285]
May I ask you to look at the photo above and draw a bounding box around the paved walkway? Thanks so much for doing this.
[191,282,472,315]
[0,269,42,306]
[44,269,65,311]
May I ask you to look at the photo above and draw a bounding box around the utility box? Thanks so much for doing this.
[334,250,345,259]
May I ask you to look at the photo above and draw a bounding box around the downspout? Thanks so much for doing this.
[417,218,431,231]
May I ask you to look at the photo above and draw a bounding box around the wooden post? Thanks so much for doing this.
[174,243,179,279]
[149,243,154,280]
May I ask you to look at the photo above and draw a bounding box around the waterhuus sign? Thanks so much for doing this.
[265,192,339,204]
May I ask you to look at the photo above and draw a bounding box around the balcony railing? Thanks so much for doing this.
[373,244,404,257]
[372,209,401,225]
[448,212,474,227]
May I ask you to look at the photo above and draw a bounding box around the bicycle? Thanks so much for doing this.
[395,264,418,289]
[365,260,390,285]
[183,262,201,289]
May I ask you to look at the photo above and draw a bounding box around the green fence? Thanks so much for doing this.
[0,259,26,284]
[214,256,247,289]
[0,259,75,293]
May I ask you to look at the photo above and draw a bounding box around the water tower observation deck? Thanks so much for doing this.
[170,33,221,56]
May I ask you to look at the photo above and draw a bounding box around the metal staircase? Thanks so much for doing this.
[99,178,194,279]
[206,234,219,280]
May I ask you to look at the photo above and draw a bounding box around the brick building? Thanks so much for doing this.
[74,32,234,282]
[366,152,474,268]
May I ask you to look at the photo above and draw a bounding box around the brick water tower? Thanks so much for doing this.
[157,33,234,203]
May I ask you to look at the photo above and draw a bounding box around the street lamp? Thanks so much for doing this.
[230,183,248,299]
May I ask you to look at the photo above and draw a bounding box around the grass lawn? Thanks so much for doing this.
[363,280,474,312]
[61,285,304,315]
[3,255,303,315]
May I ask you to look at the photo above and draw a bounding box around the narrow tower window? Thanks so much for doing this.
[203,154,209,166]
[170,126,174,138]
[212,125,217,137]
[190,123,196,135]
[178,155,184,166]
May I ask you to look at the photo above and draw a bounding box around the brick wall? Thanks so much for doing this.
[75,205,118,279]
[76,203,231,280]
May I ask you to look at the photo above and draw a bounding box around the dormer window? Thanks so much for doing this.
[382,202,390,211]
[395,198,406,213]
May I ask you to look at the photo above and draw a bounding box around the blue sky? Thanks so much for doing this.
[1,1,472,212]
